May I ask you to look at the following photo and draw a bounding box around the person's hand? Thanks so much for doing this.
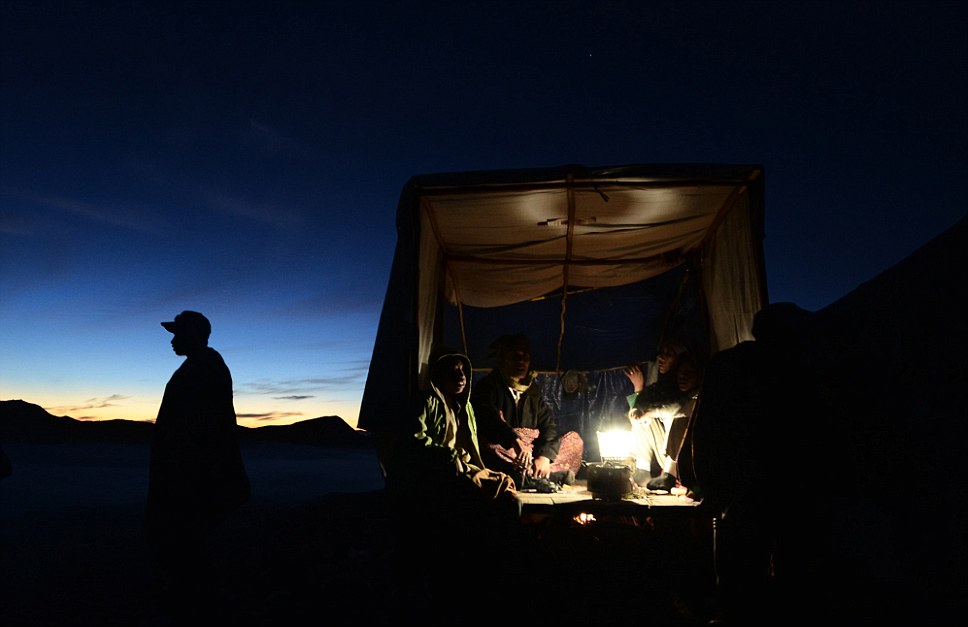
[628,407,651,428]
[647,472,678,491]
[623,364,645,392]
[512,438,533,473]
[532,455,551,479]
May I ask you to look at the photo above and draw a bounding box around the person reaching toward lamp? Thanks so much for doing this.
[623,337,693,491]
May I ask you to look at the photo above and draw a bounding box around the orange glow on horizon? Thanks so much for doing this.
[4,393,361,430]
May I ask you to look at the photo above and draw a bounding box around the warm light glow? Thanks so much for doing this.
[597,429,633,459]
[573,512,596,525]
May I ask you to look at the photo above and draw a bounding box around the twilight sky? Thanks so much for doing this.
[1,1,965,429]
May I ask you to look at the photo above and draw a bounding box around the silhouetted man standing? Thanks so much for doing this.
[145,310,249,620]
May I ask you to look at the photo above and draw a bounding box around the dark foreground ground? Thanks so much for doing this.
[1,439,956,626]
[0,439,723,627]
[0,440,392,626]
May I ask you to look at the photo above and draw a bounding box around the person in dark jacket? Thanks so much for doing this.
[624,337,690,412]
[145,310,250,621]
[688,302,848,624]
[472,333,579,485]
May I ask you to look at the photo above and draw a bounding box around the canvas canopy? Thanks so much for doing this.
[359,163,767,447]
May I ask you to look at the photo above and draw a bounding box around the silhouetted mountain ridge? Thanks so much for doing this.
[0,399,370,448]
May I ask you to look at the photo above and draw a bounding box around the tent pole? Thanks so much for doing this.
[446,264,470,356]
[557,174,578,374]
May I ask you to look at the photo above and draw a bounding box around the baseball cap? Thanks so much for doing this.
[161,310,211,340]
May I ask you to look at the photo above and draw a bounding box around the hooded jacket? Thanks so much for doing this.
[388,347,486,495]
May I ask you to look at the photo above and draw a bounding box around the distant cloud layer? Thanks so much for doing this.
[238,411,304,422]
[47,395,130,416]
[238,375,361,397]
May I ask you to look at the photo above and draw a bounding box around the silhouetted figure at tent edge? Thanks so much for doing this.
[685,301,946,624]
[683,304,811,622]
[145,310,250,621]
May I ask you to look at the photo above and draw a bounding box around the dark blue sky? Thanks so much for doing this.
[1,0,965,427]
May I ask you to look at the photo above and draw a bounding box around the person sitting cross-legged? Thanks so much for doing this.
[472,333,582,488]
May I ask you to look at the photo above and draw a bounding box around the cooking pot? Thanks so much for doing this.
[585,461,633,500]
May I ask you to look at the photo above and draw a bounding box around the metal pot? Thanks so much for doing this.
[585,461,633,500]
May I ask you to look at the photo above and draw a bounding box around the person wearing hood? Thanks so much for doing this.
[388,345,516,504]
[388,346,520,618]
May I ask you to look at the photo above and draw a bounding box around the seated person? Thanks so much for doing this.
[628,398,682,489]
[472,333,582,487]
[624,337,690,410]
[387,346,520,616]
[623,337,691,490]
[663,351,704,485]
[387,346,517,510]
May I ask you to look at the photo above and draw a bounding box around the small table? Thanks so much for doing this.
[511,482,719,621]
[514,480,700,519]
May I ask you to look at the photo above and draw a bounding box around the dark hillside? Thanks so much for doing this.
[0,399,370,448]
[813,213,968,616]
[0,399,153,442]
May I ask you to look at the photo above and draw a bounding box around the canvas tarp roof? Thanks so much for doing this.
[359,163,767,434]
